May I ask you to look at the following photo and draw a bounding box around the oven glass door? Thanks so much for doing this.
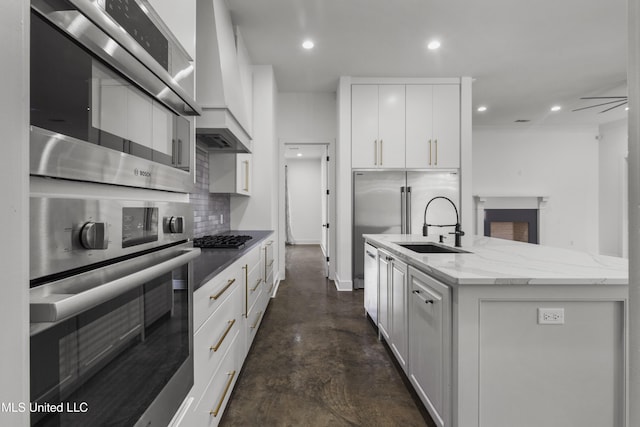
[30,246,196,426]
[30,11,191,176]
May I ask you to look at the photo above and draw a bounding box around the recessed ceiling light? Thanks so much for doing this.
[626,106,630,111]
[477,106,487,112]
[427,40,441,50]
[297,153,303,157]
[302,40,314,50]
[550,105,562,112]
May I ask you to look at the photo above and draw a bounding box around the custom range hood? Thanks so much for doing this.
[196,0,252,153]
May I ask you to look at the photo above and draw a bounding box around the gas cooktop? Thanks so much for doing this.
[193,235,253,249]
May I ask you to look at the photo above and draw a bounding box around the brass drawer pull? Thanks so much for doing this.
[434,139,438,165]
[251,311,264,329]
[210,279,235,300]
[374,140,378,165]
[250,278,262,292]
[210,319,236,352]
[210,370,237,417]
[243,160,249,192]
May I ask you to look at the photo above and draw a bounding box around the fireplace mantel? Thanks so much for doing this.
[474,195,549,244]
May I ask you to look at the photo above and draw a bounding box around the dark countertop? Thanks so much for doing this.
[192,230,274,291]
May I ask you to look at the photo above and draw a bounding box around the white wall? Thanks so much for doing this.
[277,92,337,280]
[599,118,628,257]
[285,159,322,244]
[278,92,337,142]
[231,66,280,280]
[1,1,30,425]
[473,126,600,253]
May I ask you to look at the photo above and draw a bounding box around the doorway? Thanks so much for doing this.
[281,142,335,279]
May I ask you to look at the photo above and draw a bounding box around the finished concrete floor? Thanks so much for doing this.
[220,245,434,427]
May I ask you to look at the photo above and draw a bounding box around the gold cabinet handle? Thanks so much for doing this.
[250,311,264,329]
[210,278,236,300]
[250,278,262,292]
[243,264,248,317]
[380,139,383,165]
[374,140,378,165]
[434,139,438,166]
[210,319,236,352]
[243,160,249,192]
[428,139,432,165]
[267,260,274,267]
[210,370,237,417]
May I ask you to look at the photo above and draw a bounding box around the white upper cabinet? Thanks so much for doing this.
[406,84,460,169]
[378,85,406,168]
[352,85,406,168]
[209,153,252,196]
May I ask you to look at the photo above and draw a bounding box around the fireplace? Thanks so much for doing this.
[475,195,548,245]
[484,209,538,244]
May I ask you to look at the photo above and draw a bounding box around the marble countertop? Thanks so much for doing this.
[364,234,628,286]
[192,230,274,291]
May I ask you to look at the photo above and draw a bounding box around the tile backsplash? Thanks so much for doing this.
[191,143,230,237]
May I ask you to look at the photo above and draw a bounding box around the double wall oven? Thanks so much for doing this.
[29,0,201,426]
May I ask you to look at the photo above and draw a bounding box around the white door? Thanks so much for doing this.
[432,85,460,168]
[405,85,434,168]
[351,85,379,168]
[378,85,406,168]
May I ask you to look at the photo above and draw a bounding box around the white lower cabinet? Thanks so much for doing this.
[173,239,274,426]
[184,332,242,427]
[408,266,450,427]
[378,248,408,373]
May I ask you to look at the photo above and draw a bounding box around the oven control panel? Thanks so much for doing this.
[30,197,193,282]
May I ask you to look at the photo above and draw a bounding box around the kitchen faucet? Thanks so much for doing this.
[422,196,465,247]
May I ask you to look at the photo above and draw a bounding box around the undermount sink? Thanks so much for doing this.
[397,243,470,254]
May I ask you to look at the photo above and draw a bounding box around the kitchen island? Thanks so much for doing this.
[364,234,628,427]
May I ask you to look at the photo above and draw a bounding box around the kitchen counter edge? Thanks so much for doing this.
[192,230,274,291]
[364,234,628,287]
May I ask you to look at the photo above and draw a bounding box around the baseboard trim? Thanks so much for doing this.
[334,272,353,292]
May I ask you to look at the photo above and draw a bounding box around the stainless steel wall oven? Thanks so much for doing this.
[29,1,203,426]
[30,198,200,426]
[30,0,201,193]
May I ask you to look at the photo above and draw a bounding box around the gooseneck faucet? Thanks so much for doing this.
[423,196,465,247]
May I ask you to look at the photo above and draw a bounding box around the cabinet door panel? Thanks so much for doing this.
[405,85,434,168]
[377,251,390,340]
[390,258,408,371]
[351,85,379,168]
[432,85,460,168]
[408,266,450,427]
[378,85,406,168]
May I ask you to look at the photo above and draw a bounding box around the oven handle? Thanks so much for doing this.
[30,248,201,323]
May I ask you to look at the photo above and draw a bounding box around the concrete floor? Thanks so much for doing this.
[220,245,434,427]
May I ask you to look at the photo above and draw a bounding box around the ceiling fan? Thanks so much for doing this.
[572,96,628,113]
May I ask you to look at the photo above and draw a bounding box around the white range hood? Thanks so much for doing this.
[195,0,252,153]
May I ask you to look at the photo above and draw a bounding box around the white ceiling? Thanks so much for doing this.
[227,0,627,126]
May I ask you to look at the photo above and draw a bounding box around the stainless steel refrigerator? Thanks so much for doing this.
[352,170,460,289]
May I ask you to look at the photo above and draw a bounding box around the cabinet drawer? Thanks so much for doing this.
[243,244,261,271]
[192,284,242,400]
[190,332,241,427]
[246,262,263,316]
[246,302,265,346]
[194,261,242,331]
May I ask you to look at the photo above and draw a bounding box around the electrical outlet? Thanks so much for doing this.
[538,308,565,325]
[220,214,224,223]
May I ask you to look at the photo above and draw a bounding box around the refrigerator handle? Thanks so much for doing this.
[400,187,406,234]
[407,187,412,234]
